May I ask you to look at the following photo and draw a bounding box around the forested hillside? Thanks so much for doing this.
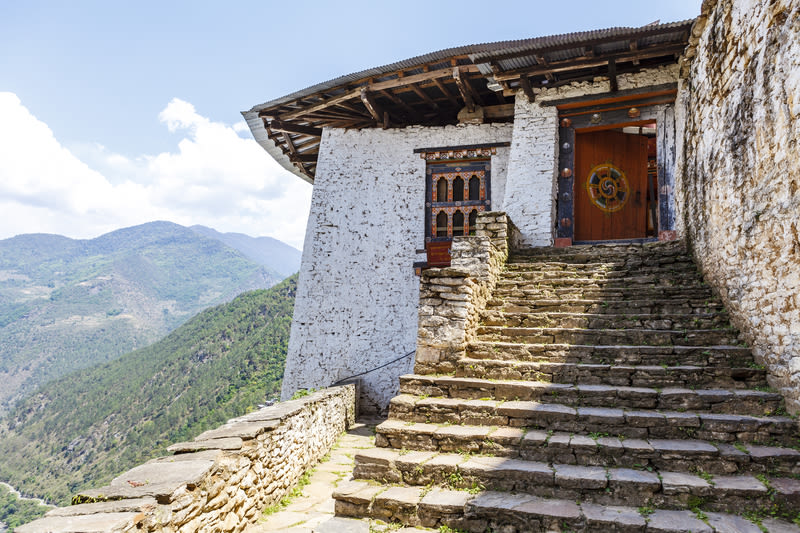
[0,275,296,507]
[0,221,289,411]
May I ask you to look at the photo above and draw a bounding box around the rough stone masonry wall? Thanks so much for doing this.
[504,65,680,246]
[18,386,356,533]
[283,123,512,414]
[677,0,800,412]
[415,211,519,374]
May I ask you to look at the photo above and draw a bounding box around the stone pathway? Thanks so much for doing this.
[244,417,430,533]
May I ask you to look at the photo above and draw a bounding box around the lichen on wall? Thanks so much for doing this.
[283,123,513,413]
[677,0,800,411]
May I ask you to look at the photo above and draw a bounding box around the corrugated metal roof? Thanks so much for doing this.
[244,19,693,114]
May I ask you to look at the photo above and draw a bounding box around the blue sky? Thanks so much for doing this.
[0,0,701,248]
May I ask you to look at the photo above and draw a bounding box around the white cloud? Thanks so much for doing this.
[0,93,311,249]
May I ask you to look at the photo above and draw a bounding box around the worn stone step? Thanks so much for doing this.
[399,375,778,413]
[495,275,707,290]
[374,420,800,477]
[334,481,800,533]
[387,394,798,445]
[454,358,768,389]
[492,285,715,300]
[481,310,732,330]
[477,326,741,346]
[486,297,726,315]
[503,260,698,275]
[509,242,688,261]
[466,341,755,367]
[350,447,800,515]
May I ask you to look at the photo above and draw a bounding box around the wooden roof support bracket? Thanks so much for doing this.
[360,87,385,126]
[453,67,476,112]
[519,76,536,103]
[608,58,618,92]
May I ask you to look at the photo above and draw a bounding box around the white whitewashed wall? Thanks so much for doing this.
[283,123,513,413]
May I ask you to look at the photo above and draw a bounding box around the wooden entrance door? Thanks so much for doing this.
[574,130,648,241]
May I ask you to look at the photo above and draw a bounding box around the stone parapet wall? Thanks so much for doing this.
[677,0,800,412]
[17,385,356,533]
[415,212,518,374]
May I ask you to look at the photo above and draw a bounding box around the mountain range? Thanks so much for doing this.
[0,275,296,508]
[0,221,301,412]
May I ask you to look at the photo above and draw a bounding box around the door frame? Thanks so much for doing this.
[549,85,679,246]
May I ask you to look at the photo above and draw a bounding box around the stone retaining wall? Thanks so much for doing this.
[676,0,800,412]
[415,211,519,374]
[17,385,356,533]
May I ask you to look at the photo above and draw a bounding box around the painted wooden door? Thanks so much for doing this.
[574,130,648,241]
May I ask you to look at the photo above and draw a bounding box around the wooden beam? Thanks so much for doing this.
[483,103,515,119]
[485,24,692,63]
[431,78,459,107]
[360,87,384,123]
[275,65,480,122]
[493,44,687,82]
[609,58,618,92]
[289,153,318,163]
[519,76,536,102]
[534,54,555,82]
[543,84,677,108]
[409,83,439,110]
[380,89,421,122]
[453,67,475,112]
[630,40,640,65]
[269,120,322,137]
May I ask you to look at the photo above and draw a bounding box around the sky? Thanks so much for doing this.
[0,0,701,250]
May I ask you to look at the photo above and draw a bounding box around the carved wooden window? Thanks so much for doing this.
[425,158,491,244]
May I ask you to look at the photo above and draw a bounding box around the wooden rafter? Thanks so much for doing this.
[409,83,439,110]
[486,25,690,64]
[534,54,555,82]
[380,89,422,122]
[432,78,460,107]
[269,120,322,137]
[492,43,687,82]
[453,67,476,112]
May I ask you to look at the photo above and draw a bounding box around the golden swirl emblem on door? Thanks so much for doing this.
[585,163,630,213]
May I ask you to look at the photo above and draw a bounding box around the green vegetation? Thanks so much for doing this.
[0,484,51,530]
[0,275,296,506]
[0,221,288,412]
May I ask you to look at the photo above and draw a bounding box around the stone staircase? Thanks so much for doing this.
[334,242,800,532]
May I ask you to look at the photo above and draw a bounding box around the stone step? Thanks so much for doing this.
[503,260,698,275]
[455,358,768,389]
[492,285,715,300]
[353,448,800,512]
[466,341,755,367]
[348,448,800,515]
[399,375,777,413]
[334,481,800,533]
[387,394,798,445]
[486,297,726,315]
[374,420,800,477]
[509,242,688,261]
[481,311,732,330]
[476,326,741,346]
[495,275,707,289]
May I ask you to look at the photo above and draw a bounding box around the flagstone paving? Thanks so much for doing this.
[244,417,430,533]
